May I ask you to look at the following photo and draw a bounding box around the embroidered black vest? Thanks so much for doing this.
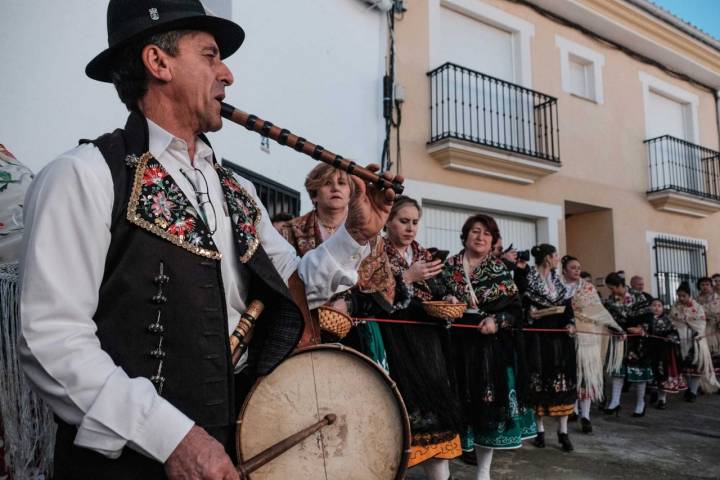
[53,112,303,479]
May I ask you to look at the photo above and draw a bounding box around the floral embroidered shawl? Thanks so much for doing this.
[281,210,321,257]
[523,266,567,308]
[440,251,518,313]
[0,144,33,263]
[384,239,433,301]
[603,288,651,329]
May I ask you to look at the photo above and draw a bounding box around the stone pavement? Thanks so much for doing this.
[406,390,720,479]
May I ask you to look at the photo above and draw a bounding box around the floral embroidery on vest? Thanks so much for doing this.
[127,152,221,259]
[215,164,262,263]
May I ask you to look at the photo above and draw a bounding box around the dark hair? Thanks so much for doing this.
[460,214,500,247]
[697,276,713,289]
[650,297,664,306]
[713,273,720,279]
[530,244,556,265]
[109,30,190,111]
[676,281,691,295]
[271,212,293,223]
[561,255,579,270]
[580,271,592,280]
[389,195,422,220]
[605,272,625,287]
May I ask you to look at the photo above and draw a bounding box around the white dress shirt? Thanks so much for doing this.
[19,120,369,463]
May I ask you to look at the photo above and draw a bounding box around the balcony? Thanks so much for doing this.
[645,135,720,218]
[427,62,561,184]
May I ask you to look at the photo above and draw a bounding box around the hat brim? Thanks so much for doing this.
[86,15,245,82]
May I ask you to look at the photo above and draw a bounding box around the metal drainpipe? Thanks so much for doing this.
[715,90,720,150]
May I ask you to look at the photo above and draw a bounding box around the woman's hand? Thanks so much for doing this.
[627,326,643,335]
[529,307,539,320]
[403,259,443,284]
[566,324,576,335]
[478,316,497,335]
[444,295,460,304]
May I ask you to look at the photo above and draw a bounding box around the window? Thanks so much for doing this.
[568,55,593,99]
[421,203,537,253]
[652,235,707,305]
[639,71,699,144]
[556,36,604,103]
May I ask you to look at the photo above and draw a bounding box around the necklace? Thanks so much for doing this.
[319,222,339,235]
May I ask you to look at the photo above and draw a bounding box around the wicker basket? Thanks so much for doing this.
[530,305,566,319]
[318,306,354,339]
[422,301,467,319]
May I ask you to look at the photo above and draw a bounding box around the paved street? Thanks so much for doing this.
[406,391,720,479]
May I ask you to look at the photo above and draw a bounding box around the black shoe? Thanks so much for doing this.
[684,391,697,403]
[568,412,578,422]
[534,431,546,448]
[656,400,667,410]
[580,417,592,434]
[460,450,477,466]
[558,432,574,452]
[632,404,647,418]
[604,405,621,416]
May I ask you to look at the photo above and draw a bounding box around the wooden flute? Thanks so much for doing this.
[220,102,404,194]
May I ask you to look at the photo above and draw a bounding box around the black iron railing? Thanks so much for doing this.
[222,160,301,217]
[653,235,707,306]
[645,135,720,201]
[428,62,560,163]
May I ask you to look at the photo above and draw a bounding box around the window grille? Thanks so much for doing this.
[221,160,301,218]
[653,235,707,305]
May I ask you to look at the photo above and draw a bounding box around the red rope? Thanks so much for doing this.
[354,317,672,341]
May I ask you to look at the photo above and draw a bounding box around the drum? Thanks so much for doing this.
[236,344,410,479]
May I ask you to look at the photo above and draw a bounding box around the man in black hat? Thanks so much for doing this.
[18,1,400,478]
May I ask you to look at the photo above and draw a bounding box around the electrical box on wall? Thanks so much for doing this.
[360,0,393,13]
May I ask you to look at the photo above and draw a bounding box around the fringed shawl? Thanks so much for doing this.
[564,278,624,400]
[670,299,719,392]
[697,292,720,354]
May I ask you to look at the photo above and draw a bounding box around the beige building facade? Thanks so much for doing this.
[392,0,720,301]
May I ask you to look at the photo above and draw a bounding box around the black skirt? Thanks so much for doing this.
[381,301,461,445]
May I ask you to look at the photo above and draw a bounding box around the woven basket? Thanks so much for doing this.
[531,305,566,319]
[318,306,353,339]
[422,301,467,319]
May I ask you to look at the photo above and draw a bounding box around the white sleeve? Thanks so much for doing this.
[234,175,369,307]
[19,145,193,462]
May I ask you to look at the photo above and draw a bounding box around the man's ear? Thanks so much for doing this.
[142,44,172,82]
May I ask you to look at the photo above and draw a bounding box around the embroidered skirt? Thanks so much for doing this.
[474,368,537,449]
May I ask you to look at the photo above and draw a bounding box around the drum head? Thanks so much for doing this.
[237,345,409,479]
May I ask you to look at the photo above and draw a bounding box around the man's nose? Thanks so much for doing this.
[219,61,234,86]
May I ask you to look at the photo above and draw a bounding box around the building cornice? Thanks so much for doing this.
[527,0,720,90]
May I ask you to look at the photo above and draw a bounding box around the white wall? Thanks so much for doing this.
[0,0,387,213]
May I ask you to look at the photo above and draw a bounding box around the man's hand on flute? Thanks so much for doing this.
[345,163,403,244]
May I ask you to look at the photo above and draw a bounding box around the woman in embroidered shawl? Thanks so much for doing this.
[697,276,720,355]
[670,281,720,400]
[561,256,623,434]
[379,196,461,480]
[441,214,535,480]
[281,163,396,367]
[603,272,654,417]
[646,297,686,409]
[514,244,576,452]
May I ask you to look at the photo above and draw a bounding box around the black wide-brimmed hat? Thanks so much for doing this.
[86,0,245,82]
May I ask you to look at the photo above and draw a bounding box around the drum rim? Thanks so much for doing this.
[236,343,411,480]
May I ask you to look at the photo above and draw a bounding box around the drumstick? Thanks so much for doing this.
[237,414,337,476]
